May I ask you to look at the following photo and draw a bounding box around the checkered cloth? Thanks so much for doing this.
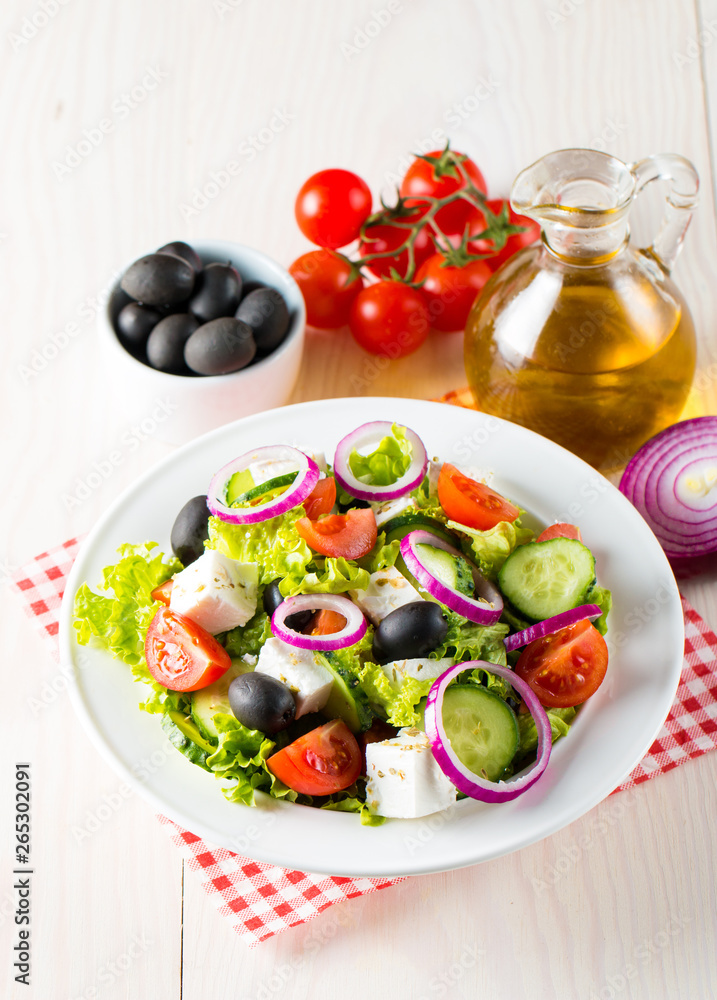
[10,539,717,944]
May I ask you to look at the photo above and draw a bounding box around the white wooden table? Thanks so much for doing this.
[3,2,717,997]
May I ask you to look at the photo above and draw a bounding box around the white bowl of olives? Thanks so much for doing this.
[99,239,306,443]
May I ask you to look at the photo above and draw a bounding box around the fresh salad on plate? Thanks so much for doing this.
[73,422,611,824]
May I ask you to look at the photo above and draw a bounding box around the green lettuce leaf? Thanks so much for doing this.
[431,610,509,667]
[321,796,386,826]
[448,518,534,580]
[359,660,432,728]
[224,609,272,659]
[73,542,181,680]
[357,531,401,574]
[206,712,299,806]
[515,706,577,764]
[348,423,412,486]
[585,584,612,635]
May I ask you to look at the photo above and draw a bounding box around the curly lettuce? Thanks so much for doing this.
[348,422,413,486]
[207,712,298,806]
[448,518,534,580]
[359,660,432,728]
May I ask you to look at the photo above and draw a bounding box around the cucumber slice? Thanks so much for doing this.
[441,684,518,781]
[225,469,254,505]
[318,652,373,733]
[382,512,456,547]
[191,660,247,740]
[230,472,297,508]
[414,543,475,597]
[498,538,596,621]
[162,711,216,770]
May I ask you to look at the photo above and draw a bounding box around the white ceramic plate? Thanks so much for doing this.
[59,398,684,877]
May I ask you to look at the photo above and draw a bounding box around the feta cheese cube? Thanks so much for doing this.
[169,550,258,634]
[365,728,456,819]
[380,657,454,690]
[371,496,416,528]
[350,566,422,625]
[255,638,334,718]
[247,457,297,486]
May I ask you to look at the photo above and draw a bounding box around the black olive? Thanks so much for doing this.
[184,317,256,375]
[120,253,195,307]
[146,313,199,374]
[235,287,290,355]
[228,673,296,734]
[189,262,242,322]
[262,579,313,631]
[372,601,448,664]
[157,241,203,275]
[337,497,371,513]
[116,302,162,351]
[170,496,210,566]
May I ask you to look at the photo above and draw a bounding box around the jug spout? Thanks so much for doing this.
[511,149,635,263]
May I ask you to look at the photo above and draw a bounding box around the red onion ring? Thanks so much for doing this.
[504,604,602,651]
[208,446,320,525]
[271,594,367,650]
[333,421,427,501]
[619,417,717,558]
[425,660,552,803]
[400,530,503,625]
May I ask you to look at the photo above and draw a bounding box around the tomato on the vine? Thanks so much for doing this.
[295,168,372,249]
[349,280,429,357]
[415,254,492,332]
[515,620,609,708]
[289,250,364,329]
[358,206,435,280]
[400,149,487,239]
[467,198,540,271]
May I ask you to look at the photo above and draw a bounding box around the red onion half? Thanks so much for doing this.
[504,604,602,652]
[425,660,552,803]
[619,417,717,558]
[208,446,320,526]
[333,421,427,501]
[271,594,367,650]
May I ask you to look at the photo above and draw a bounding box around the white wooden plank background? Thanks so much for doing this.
[2,1,717,998]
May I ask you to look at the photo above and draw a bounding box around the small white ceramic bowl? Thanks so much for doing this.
[99,239,305,444]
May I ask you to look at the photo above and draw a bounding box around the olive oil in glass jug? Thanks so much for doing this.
[464,149,699,470]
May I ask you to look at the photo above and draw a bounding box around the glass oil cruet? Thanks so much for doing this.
[464,149,699,471]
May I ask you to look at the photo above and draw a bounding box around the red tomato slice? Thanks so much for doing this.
[145,607,231,693]
[437,463,520,530]
[151,579,174,606]
[267,719,362,795]
[296,507,377,559]
[515,619,608,708]
[308,609,347,635]
[537,523,583,543]
[304,477,337,519]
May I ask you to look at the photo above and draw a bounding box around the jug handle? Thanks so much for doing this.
[629,154,699,273]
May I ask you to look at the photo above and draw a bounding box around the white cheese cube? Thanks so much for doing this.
[427,460,442,497]
[247,457,297,486]
[380,657,454,690]
[310,451,328,474]
[371,496,416,528]
[169,550,258,634]
[255,638,333,718]
[365,728,456,819]
[349,566,422,625]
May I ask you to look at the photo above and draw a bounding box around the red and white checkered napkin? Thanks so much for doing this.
[11,539,717,944]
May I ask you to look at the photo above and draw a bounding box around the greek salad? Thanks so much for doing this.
[73,421,611,824]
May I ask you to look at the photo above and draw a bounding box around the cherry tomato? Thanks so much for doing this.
[145,607,231,692]
[358,206,435,280]
[466,198,540,270]
[151,579,174,606]
[267,719,362,795]
[515,619,609,708]
[308,609,347,635]
[437,463,520,530]
[415,254,492,332]
[295,169,372,249]
[289,250,364,329]
[537,523,583,543]
[349,280,429,358]
[400,149,487,239]
[296,507,377,560]
[303,476,337,519]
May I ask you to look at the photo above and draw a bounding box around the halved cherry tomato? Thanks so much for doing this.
[267,719,362,795]
[304,476,336,519]
[308,609,347,635]
[145,606,231,692]
[296,507,377,559]
[515,619,608,708]
[151,579,174,606]
[437,463,520,530]
[537,522,583,543]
